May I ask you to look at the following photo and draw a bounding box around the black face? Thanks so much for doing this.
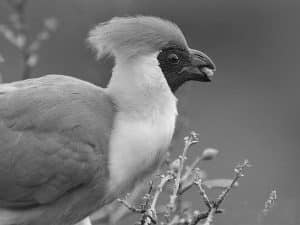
[157,46,216,92]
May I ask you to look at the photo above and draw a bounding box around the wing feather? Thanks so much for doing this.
[0,75,114,208]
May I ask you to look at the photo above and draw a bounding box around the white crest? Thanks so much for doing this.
[88,16,188,58]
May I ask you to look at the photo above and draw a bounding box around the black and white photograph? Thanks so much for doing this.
[0,1,299,225]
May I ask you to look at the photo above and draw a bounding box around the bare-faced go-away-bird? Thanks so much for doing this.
[0,16,216,225]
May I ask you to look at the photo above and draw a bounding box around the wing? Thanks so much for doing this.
[0,75,115,208]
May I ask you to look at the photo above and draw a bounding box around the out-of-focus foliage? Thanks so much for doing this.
[0,0,58,81]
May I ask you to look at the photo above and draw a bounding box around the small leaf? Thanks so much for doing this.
[201,148,219,160]
[44,18,58,31]
[14,35,26,49]
[203,179,238,189]
[26,54,38,67]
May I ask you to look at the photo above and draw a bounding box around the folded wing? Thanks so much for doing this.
[0,75,114,208]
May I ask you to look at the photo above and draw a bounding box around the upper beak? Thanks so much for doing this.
[182,48,216,82]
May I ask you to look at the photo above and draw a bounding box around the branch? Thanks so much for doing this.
[194,179,211,210]
[139,175,172,225]
[117,199,145,214]
[168,132,199,212]
[215,159,251,208]
[179,148,218,196]
[151,174,172,213]
[191,159,251,225]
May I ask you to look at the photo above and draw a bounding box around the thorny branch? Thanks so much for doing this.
[191,159,251,225]
[168,131,199,213]
[117,172,173,225]
[116,132,251,225]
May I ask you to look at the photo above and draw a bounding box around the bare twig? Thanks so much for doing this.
[215,159,251,208]
[116,175,172,225]
[151,174,172,212]
[181,156,201,182]
[190,209,223,225]
[169,132,199,212]
[202,208,216,225]
[257,189,278,225]
[179,148,218,196]
[194,179,211,210]
[262,190,277,216]
[191,159,251,225]
[117,199,145,214]
[95,133,250,225]
[117,195,156,225]
[141,174,174,225]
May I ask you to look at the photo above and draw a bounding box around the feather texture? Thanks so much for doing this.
[0,75,115,225]
[106,54,178,193]
[0,15,191,225]
[88,16,188,58]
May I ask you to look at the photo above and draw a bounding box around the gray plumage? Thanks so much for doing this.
[0,15,216,225]
[88,16,188,58]
[0,75,115,224]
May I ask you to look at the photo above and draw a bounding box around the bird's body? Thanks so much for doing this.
[0,69,176,225]
[0,16,215,225]
[0,75,113,225]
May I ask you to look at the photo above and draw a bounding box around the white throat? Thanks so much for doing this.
[105,53,178,192]
[106,53,177,116]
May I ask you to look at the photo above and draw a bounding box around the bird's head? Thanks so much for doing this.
[88,16,216,92]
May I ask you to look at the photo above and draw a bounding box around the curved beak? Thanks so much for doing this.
[182,48,216,82]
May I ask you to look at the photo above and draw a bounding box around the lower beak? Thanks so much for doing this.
[182,48,216,82]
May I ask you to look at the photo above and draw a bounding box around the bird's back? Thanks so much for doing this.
[0,75,115,225]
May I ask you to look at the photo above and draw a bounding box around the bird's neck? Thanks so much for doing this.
[105,54,178,194]
[106,53,178,118]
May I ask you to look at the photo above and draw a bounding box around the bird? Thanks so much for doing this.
[0,16,215,225]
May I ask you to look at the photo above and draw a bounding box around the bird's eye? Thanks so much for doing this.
[167,53,180,64]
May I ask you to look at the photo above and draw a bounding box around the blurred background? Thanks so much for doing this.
[0,0,299,224]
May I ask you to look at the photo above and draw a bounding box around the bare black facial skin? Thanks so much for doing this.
[158,47,192,92]
[157,46,215,93]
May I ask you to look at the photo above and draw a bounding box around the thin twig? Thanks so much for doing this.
[169,132,199,212]
[200,159,251,225]
[141,174,172,225]
[202,208,216,225]
[190,209,223,225]
[117,199,145,214]
[151,174,172,212]
[178,180,195,196]
[181,156,201,182]
[194,180,211,210]
[215,159,251,208]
